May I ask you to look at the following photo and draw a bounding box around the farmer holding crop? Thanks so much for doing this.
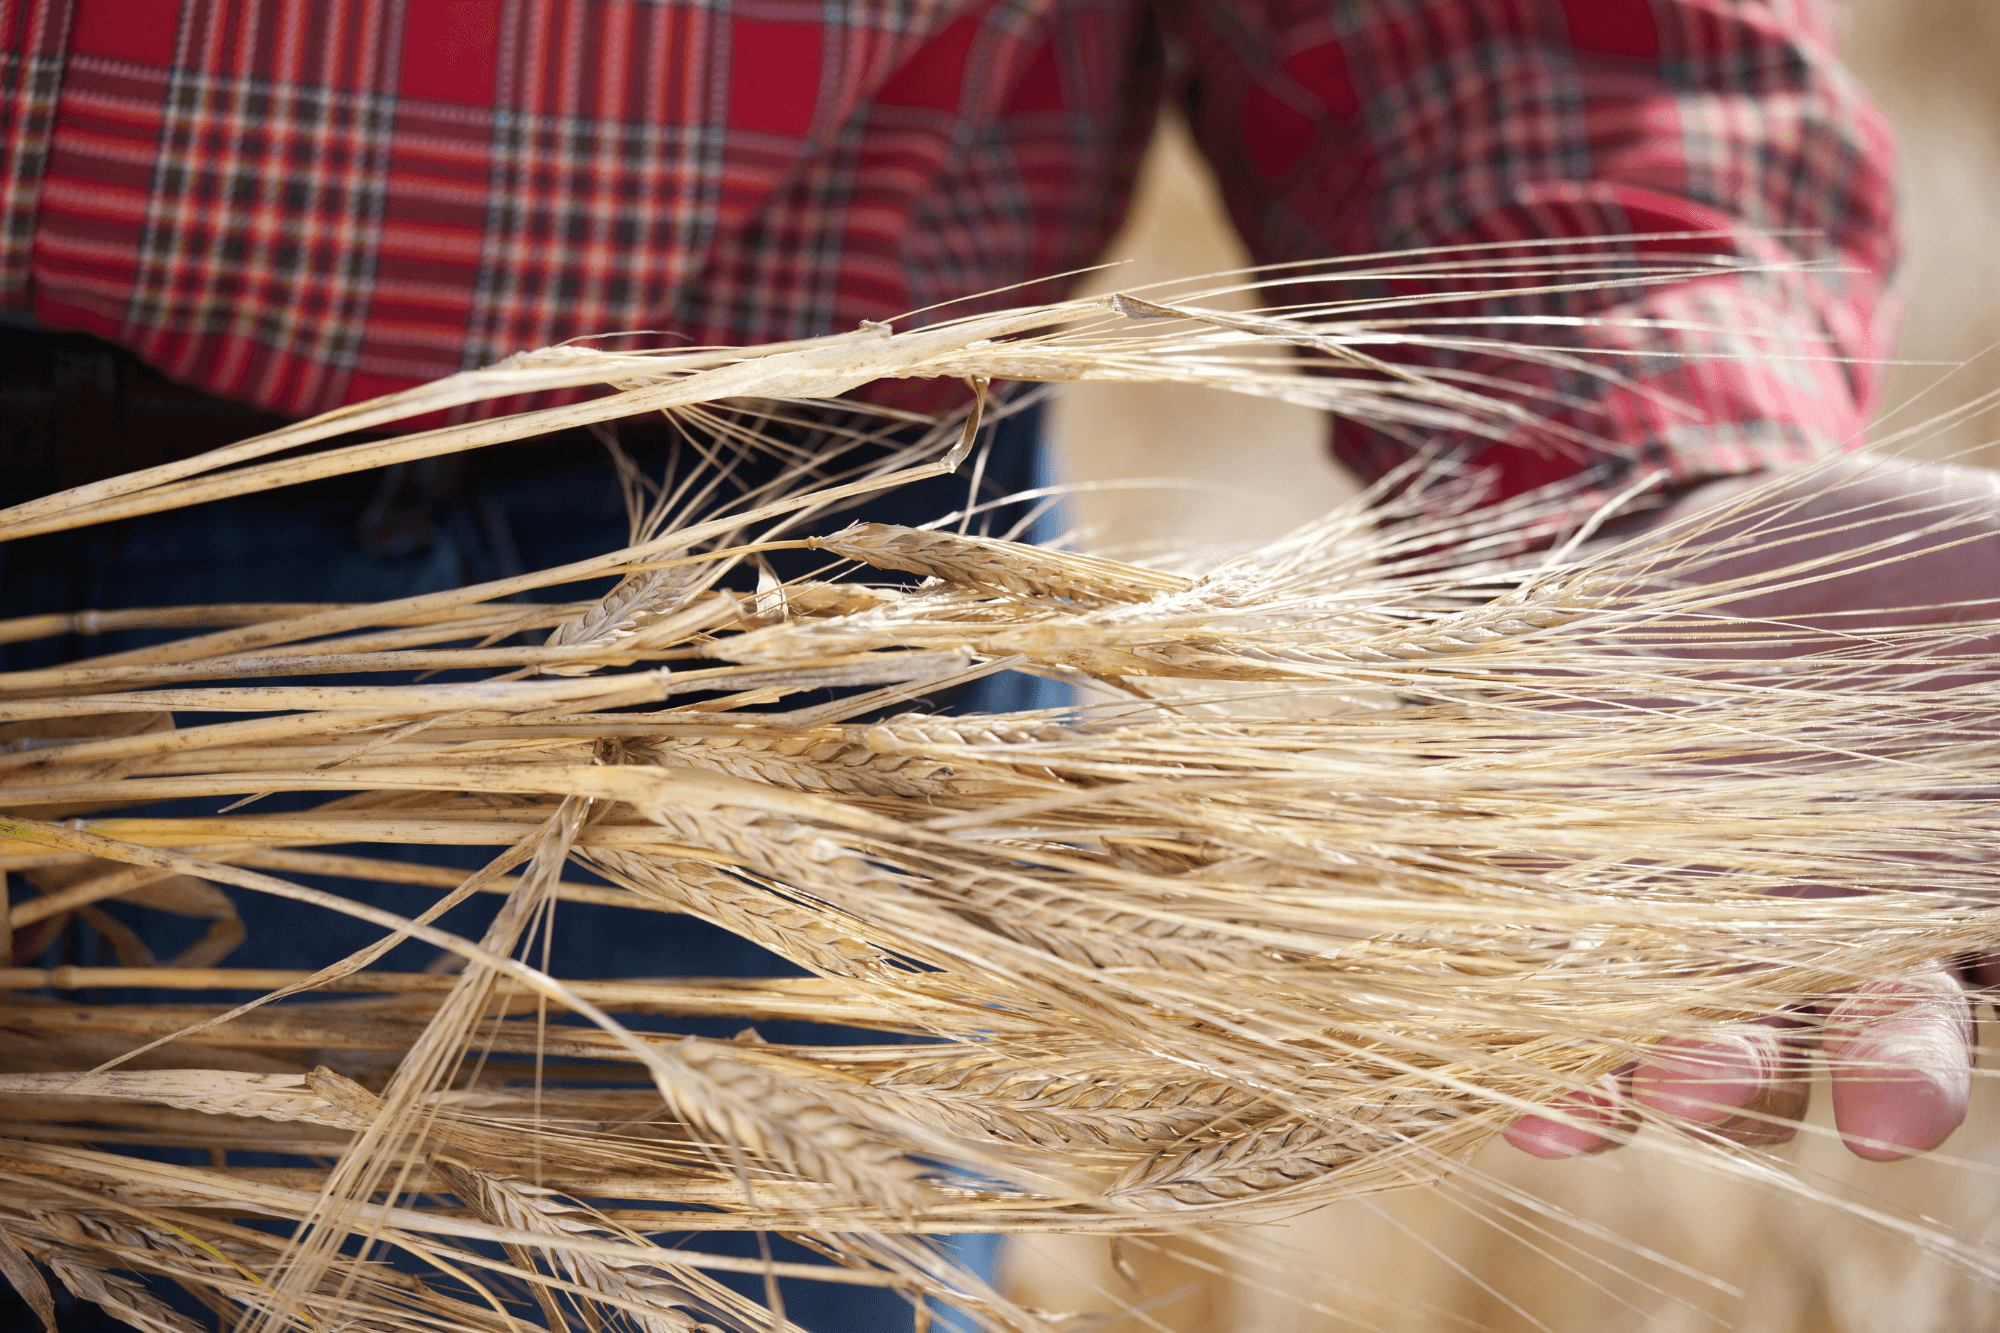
[0,0,1989,1222]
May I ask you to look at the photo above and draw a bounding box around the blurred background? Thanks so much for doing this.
[1046,0,2000,551]
[1020,1,2000,1327]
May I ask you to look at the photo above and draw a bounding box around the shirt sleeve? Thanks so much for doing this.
[1162,0,1900,507]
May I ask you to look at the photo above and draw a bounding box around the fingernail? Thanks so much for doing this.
[1631,1035,1767,1125]
[1504,1078,1632,1159]
[1708,1071,1810,1147]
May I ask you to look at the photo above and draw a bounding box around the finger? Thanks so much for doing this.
[1630,1022,1811,1146]
[1503,1073,1633,1159]
[1823,970,1974,1162]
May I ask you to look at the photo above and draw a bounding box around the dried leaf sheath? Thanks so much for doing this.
[1,255,1997,1333]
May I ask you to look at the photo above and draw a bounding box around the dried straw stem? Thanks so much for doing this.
[3,253,1998,1332]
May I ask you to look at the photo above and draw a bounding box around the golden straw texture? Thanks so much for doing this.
[2,253,1997,1333]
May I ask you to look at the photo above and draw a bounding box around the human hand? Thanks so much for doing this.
[1506,967,1979,1160]
[1506,457,1999,1161]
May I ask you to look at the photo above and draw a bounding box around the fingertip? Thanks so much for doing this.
[1631,1034,1768,1125]
[1825,974,1974,1161]
[1831,1061,1968,1161]
[1504,1111,1605,1159]
[1504,1078,1628,1159]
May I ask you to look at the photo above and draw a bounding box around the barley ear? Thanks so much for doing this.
[0,1224,56,1333]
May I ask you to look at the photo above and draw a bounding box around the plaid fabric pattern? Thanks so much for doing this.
[1176,0,1898,499]
[4,0,1895,498]
[14,0,1149,414]
[0,0,71,306]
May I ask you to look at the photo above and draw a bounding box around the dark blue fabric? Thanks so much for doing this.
[0,409,1061,1333]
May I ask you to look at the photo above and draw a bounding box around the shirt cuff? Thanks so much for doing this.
[1327,272,1884,516]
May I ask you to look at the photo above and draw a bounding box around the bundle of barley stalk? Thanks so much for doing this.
[1,249,1996,1333]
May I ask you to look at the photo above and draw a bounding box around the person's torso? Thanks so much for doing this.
[0,0,1155,416]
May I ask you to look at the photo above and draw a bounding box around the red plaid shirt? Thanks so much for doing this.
[1,0,1897,497]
